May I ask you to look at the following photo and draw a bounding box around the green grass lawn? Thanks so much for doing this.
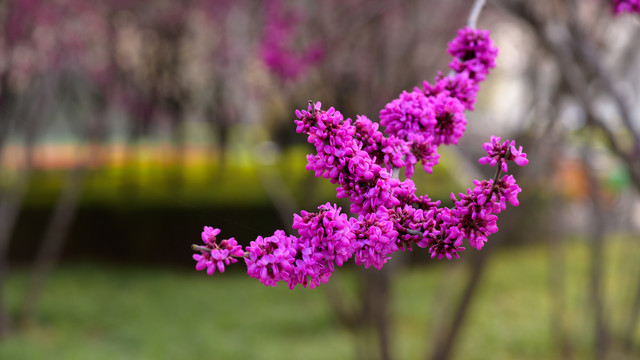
[3,237,639,360]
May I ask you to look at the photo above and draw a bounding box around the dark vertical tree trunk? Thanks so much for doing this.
[0,82,46,337]
[582,143,610,360]
[430,250,489,360]
[548,196,573,359]
[366,266,393,360]
[0,162,30,337]
[17,101,103,327]
[16,164,87,327]
[624,275,640,353]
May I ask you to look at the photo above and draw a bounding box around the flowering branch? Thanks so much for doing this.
[191,2,529,288]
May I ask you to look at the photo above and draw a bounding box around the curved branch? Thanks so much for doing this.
[467,0,488,28]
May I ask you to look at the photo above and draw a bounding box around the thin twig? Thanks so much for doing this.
[467,0,488,28]
[191,245,211,253]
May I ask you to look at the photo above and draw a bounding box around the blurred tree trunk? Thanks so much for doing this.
[17,101,104,327]
[0,81,47,337]
[430,249,489,360]
[325,264,396,360]
[546,133,573,358]
[366,265,393,360]
[583,140,610,359]
[624,270,640,353]
[547,196,573,359]
[16,163,87,327]
[0,151,30,337]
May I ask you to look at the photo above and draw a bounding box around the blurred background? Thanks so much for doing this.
[1,0,639,359]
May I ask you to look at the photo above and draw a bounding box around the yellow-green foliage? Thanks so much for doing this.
[18,145,460,209]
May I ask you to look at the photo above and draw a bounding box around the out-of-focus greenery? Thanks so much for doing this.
[18,144,461,208]
[3,237,638,360]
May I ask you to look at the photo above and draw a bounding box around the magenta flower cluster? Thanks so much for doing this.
[193,27,528,288]
[447,27,498,82]
[612,0,640,13]
[192,227,244,275]
[478,136,529,173]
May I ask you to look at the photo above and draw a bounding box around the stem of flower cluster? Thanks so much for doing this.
[391,166,400,180]
[448,0,487,75]
[490,148,511,194]
[491,166,503,186]
[467,0,487,29]
[191,244,250,258]
[191,244,210,252]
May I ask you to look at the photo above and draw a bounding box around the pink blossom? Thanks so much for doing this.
[447,27,498,82]
[193,227,244,275]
